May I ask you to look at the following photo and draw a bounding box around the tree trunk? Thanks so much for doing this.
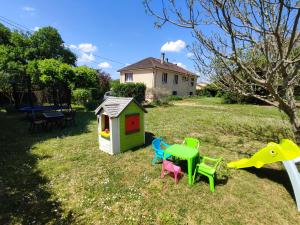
[27,76,33,107]
[289,110,300,145]
[12,82,19,109]
[280,102,300,145]
[52,86,57,106]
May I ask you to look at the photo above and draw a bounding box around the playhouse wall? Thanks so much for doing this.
[97,113,112,154]
[119,102,145,152]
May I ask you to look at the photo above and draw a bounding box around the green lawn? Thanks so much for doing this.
[1,97,300,224]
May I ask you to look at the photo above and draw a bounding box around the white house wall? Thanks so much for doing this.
[154,69,196,97]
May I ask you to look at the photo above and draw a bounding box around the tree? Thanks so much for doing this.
[0,31,29,106]
[73,66,99,89]
[28,26,76,65]
[97,69,111,97]
[38,59,74,105]
[0,23,11,45]
[145,0,300,143]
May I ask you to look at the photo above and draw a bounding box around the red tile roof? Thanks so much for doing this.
[118,57,197,76]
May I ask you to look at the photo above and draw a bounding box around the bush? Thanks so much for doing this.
[222,92,240,104]
[4,104,17,113]
[222,91,267,105]
[90,88,102,100]
[153,98,172,106]
[72,88,91,105]
[84,99,100,111]
[196,84,222,97]
[164,95,183,101]
[113,83,146,103]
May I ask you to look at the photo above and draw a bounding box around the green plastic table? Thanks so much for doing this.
[164,144,199,185]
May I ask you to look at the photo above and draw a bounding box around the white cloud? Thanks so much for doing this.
[33,26,40,31]
[77,53,95,63]
[68,43,97,53]
[69,44,78,50]
[77,43,97,53]
[161,40,186,52]
[187,52,194,58]
[98,62,111,69]
[176,62,187,69]
[22,6,35,12]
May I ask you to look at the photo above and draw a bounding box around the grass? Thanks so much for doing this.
[1,97,300,224]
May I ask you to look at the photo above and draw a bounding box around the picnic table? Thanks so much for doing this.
[43,111,64,119]
[164,144,199,185]
[43,112,65,128]
[19,105,69,114]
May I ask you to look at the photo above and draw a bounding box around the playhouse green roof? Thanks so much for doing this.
[94,97,147,118]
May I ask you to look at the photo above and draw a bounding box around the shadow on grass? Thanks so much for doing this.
[143,104,156,109]
[0,110,95,224]
[244,167,295,202]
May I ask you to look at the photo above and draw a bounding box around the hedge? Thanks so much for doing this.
[113,83,146,103]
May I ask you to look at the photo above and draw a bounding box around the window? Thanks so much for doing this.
[102,114,110,131]
[189,92,193,96]
[182,76,188,82]
[125,114,140,134]
[191,78,195,87]
[172,91,177,96]
[162,73,168,84]
[100,114,110,138]
[174,75,178,84]
[125,73,133,82]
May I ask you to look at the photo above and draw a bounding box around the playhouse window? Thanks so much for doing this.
[100,114,110,138]
[125,114,140,134]
[103,115,110,131]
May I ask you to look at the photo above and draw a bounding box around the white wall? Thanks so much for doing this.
[119,68,197,100]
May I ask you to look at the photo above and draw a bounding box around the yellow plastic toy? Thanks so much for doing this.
[228,139,300,169]
[228,139,300,212]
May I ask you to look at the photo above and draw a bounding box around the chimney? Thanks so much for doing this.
[166,58,168,63]
[161,53,165,64]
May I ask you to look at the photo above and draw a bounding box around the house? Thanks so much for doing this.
[117,53,198,101]
[95,96,147,155]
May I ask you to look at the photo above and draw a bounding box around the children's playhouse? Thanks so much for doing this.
[95,97,147,155]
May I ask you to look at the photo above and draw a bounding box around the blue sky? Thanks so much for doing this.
[0,0,198,80]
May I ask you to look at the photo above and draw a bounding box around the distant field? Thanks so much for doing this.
[1,97,300,224]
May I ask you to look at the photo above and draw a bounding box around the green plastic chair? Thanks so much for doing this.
[182,138,200,149]
[192,156,222,192]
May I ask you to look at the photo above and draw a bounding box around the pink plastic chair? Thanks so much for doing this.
[161,160,182,184]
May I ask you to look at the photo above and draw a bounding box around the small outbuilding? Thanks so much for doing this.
[95,97,147,155]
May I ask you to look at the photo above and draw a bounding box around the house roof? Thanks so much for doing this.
[118,57,198,76]
[94,96,147,117]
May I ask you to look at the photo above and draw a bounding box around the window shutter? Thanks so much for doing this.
[125,114,140,134]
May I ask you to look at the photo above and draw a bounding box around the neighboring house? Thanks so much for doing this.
[117,53,198,101]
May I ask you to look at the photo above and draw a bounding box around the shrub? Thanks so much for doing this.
[84,99,100,111]
[165,95,183,101]
[90,88,102,100]
[113,83,146,103]
[72,88,91,105]
[222,92,240,104]
[4,104,17,113]
[153,98,172,106]
[196,84,221,97]
[222,91,267,105]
